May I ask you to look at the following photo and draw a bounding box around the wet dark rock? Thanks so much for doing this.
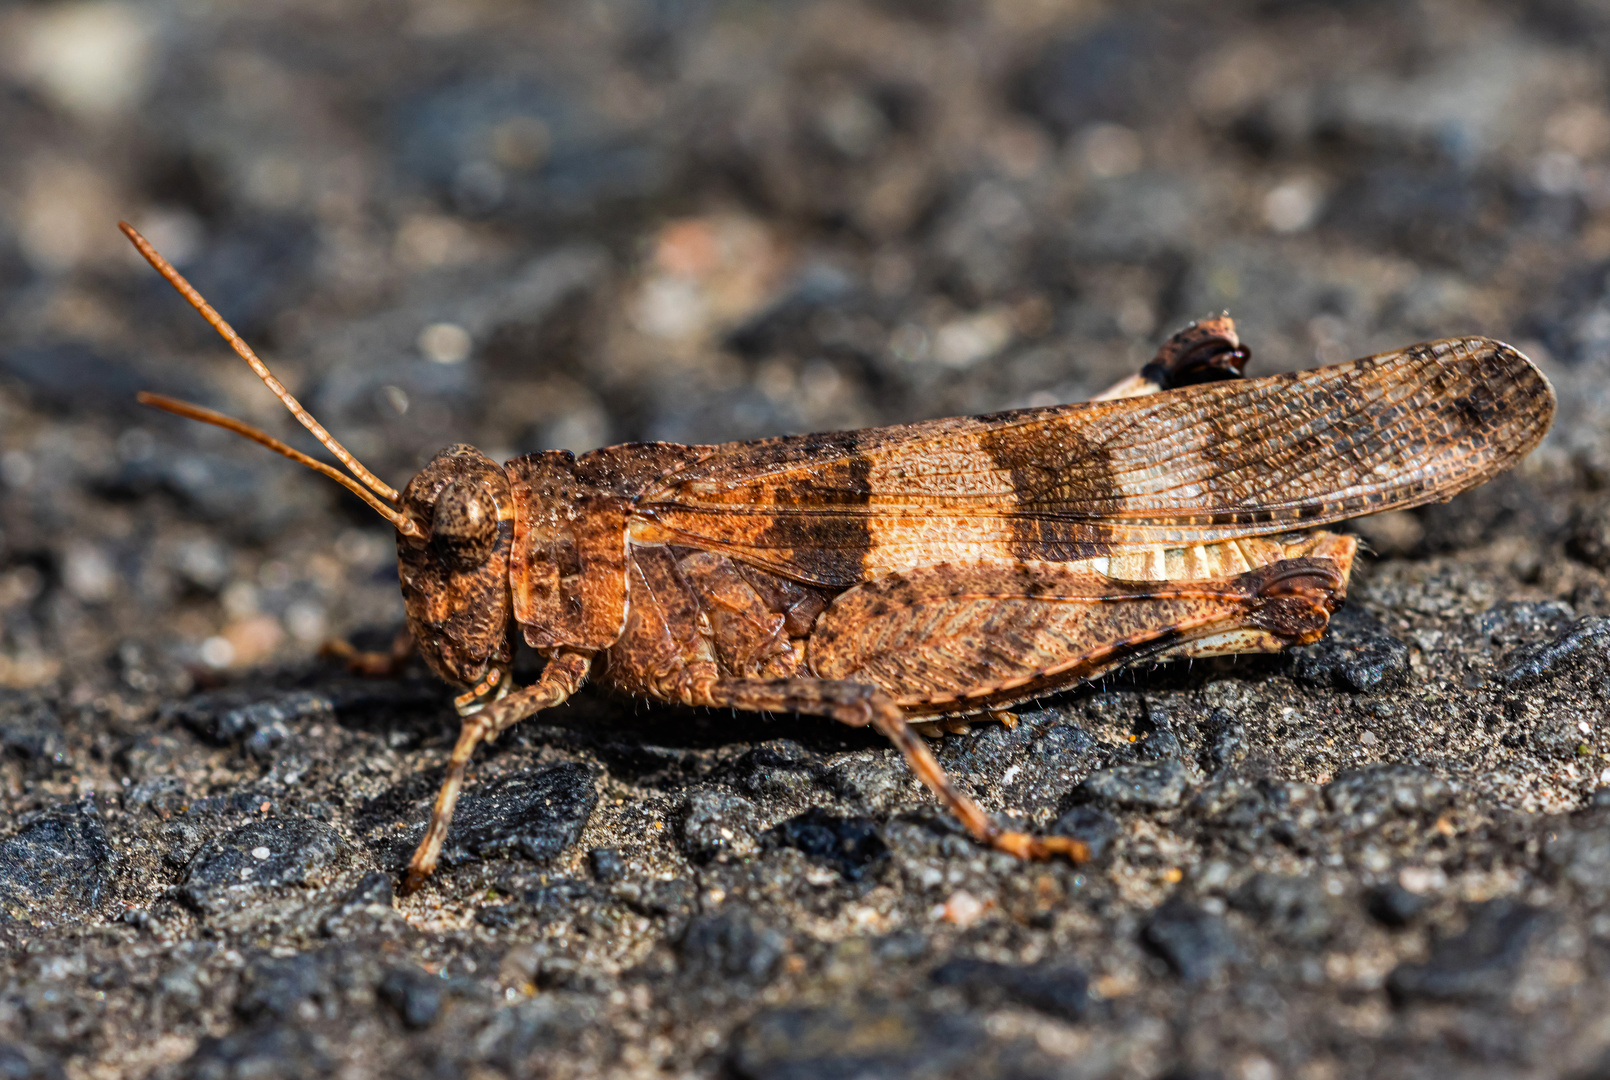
[378,965,443,1029]
[1289,607,1411,692]
[679,907,787,981]
[929,957,1089,1021]
[1142,898,1237,982]
[388,763,597,871]
[728,1000,985,1080]
[678,790,760,862]
[0,800,114,926]
[0,695,66,776]
[1229,873,1335,946]
[1324,765,1455,830]
[181,1023,330,1080]
[0,1042,63,1080]
[588,847,626,883]
[1080,758,1194,809]
[1388,900,1550,1004]
[1368,883,1428,928]
[1050,805,1119,862]
[236,952,331,1021]
[165,689,334,756]
[179,818,355,914]
[1497,618,1610,689]
[762,808,888,880]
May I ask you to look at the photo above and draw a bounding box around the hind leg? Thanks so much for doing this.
[701,677,1088,861]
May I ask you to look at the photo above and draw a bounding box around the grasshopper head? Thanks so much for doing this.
[118,222,514,711]
[396,446,516,710]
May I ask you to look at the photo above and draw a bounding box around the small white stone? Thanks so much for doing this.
[250,847,271,861]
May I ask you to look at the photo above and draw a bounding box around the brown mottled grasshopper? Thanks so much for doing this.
[118,222,1555,892]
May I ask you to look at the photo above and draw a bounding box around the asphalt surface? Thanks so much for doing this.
[5,1,1610,1077]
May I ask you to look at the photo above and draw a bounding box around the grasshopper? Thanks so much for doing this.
[117,223,1555,892]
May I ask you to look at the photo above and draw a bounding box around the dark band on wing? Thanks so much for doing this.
[633,337,1554,584]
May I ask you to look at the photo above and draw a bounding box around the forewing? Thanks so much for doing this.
[634,337,1555,585]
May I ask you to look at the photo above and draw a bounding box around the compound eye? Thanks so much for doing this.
[431,479,498,569]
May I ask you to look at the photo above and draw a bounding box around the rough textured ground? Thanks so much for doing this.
[9,1,1610,1077]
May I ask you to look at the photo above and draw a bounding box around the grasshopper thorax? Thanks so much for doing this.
[396,446,516,709]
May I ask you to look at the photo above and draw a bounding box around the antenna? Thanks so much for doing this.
[118,221,401,503]
[137,393,421,535]
[119,221,422,538]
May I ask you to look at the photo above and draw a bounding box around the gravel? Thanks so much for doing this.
[6,1,1610,1077]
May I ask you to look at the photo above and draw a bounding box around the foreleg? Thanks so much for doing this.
[1092,314,1250,401]
[702,678,1088,861]
[403,649,592,892]
[320,629,415,677]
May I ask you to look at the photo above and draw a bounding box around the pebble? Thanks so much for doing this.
[0,693,67,776]
[679,908,787,981]
[1387,900,1549,1004]
[178,818,354,914]
[1288,606,1411,692]
[394,763,597,870]
[1324,764,1455,830]
[1050,805,1119,862]
[179,1023,329,1080]
[1142,898,1237,982]
[678,790,760,863]
[0,800,114,926]
[1497,618,1610,689]
[1229,873,1335,946]
[762,807,888,880]
[930,957,1089,1021]
[1080,758,1194,809]
[729,1000,986,1080]
[377,965,444,1030]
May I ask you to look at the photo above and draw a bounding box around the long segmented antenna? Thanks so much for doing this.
[118,221,401,504]
[137,393,421,536]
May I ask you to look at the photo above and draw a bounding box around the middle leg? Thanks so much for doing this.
[702,677,1090,861]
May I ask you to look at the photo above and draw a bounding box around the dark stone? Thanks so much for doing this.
[1142,898,1236,982]
[179,818,354,914]
[763,808,889,880]
[393,763,597,871]
[1079,758,1193,809]
[1388,900,1550,1004]
[1201,710,1245,774]
[1367,884,1427,928]
[1134,701,1182,760]
[732,740,821,798]
[236,952,329,1021]
[0,800,115,926]
[1229,873,1335,946]
[0,1043,63,1080]
[0,695,67,776]
[181,1023,330,1080]
[1288,606,1410,692]
[679,907,786,981]
[318,871,394,937]
[930,957,1089,1021]
[588,848,626,882]
[1049,805,1119,862]
[1568,502,1610,570]
[165,689,333,757]
[378,965,444,1029]
[1544,819,1610,895]
[1324,764,1454,830]
[728,1000,985,1080]
[1496,617,1610,689]
[678,790,759,862]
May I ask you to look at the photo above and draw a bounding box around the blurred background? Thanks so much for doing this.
[0,0,1605,690]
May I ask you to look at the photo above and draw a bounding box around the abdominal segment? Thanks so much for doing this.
[807,531,1357,716]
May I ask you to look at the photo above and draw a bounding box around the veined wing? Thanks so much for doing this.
[631,337,1555,586]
